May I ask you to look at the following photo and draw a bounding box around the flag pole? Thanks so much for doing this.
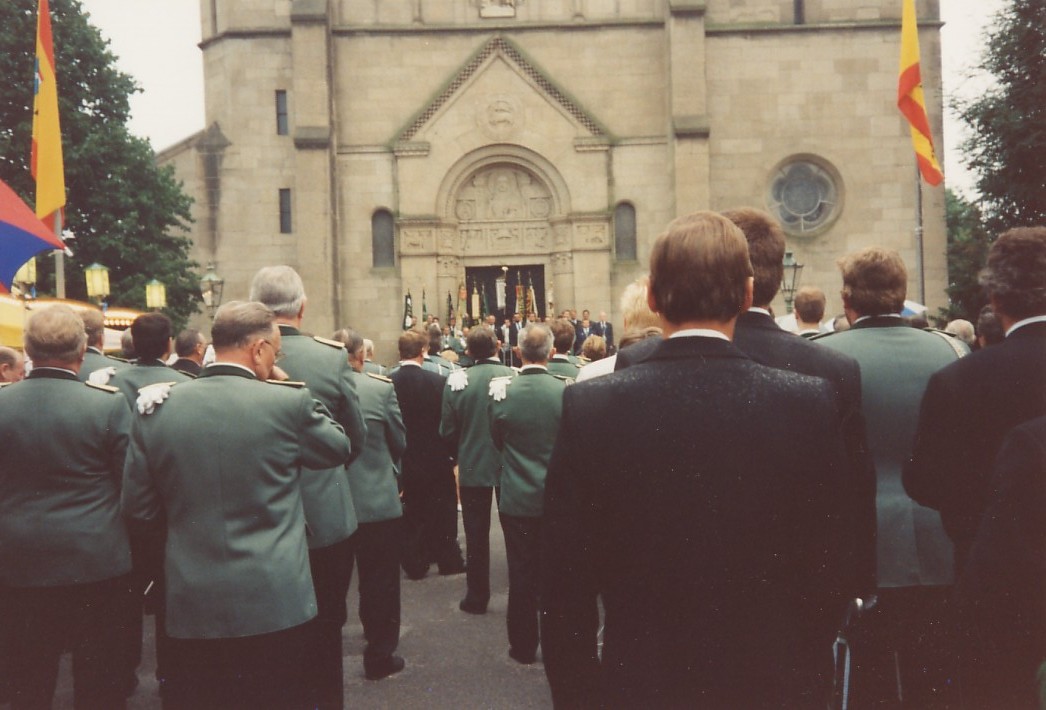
[54,213,65,298]
[914,163,925,304]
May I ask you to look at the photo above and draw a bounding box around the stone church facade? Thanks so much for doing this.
[160,0,946,362]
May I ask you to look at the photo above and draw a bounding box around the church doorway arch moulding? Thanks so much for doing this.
[397,145,611,321]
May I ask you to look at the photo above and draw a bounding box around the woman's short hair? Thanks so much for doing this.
[837,247,907,317]
[24,305,87,363]
[581,334,607,361]
[619,277,659,330]
[648,211,753,324]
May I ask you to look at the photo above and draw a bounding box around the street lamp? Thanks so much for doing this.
[145,279,167,309]
[199,263,224,318]
[781,251,804,313]
[84,263,110,307]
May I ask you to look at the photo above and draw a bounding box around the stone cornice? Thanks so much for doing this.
[198,28,291,50]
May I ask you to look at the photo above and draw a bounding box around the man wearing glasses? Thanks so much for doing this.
[122,300,353,708]
[250,266,370,703]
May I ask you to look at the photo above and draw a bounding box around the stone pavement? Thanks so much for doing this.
[44,505,554,709]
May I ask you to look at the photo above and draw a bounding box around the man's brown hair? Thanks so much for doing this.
[648,211,753,324]
[721,208,786,307]
[838,247,907,317]
[397,328,428,360]
[979,226,1046,321]
[466,326,498,360]
[549,318,576,354]
[794,286,826,324]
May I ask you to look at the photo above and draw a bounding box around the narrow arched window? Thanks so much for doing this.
[614,202,637,261]
[372,209,395,268]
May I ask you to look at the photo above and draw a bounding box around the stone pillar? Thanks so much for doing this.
[290,0,337,332]
[668,0,711,214]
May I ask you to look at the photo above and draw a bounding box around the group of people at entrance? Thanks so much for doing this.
[1,212,1043,709]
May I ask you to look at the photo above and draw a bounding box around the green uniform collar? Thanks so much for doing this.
[278,324,302,337]
[199,363,258,380]
[28,367,78,382]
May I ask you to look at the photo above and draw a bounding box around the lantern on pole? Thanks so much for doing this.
[199,263,225,318]
[84,262,110,304]
[145,279,167,309]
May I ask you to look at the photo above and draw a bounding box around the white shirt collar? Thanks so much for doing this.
[520,364,548,372]
[1006,314,1046,337]
[398,359,422,368]
[747,307,772,317]
[668,329,730,341]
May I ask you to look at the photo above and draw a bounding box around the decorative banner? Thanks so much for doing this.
[480,284,489,318]
[471,284,480,321]
[495,272,507,310]
[515,270,523,317]
[32,0,66,230]
[525,273,536,319]
[402,290,413,330]
[446,292,453,325]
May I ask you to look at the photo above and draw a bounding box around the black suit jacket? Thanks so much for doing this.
[613,332,662,371]
[171,358,201,377]
[904,321,1046,567]
[955,416,1046,708]
[733,310,876,596]
[390,364,453,496]
[591,321,614,348]
[541,336,848,709]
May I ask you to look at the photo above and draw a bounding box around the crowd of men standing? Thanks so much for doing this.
[0,214,1042,709]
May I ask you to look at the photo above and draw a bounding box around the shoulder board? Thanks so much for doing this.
[180,372,198,379]
[313,336,346,349]
[366,372,392,383]
[107,355,130,363]
[807,331,836,342]
[267,379,307,388]
[929,329,970,359]
[86,381,119,393]
[0,382,11,389]
[552,374,575,384]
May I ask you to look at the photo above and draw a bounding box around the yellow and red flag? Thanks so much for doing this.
[897,0,943,186]
[32,0,66,229]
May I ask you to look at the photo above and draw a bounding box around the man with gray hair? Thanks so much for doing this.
[78,308,128,382]
[122,300,352,708]
[362,339,385,375]
[249,265,367,701]
[0,305,134,708]
[488,323,570,663]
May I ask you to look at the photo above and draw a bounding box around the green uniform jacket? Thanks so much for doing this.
[109,359,191,406]
[278,325,368,548]
[489,366,568,517]
[440,358,515,487]
[547,355,581,379]
[78,346,129,382]
[818,318,966,587]
[0,368,132,587]
[347,370,406,523]
[121,364,353,639]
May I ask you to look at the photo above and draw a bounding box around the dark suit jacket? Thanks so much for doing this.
[171,358,201,377]
[591,321,614,348]
[390,363,454,499]
[613,333,661,371]
[541,336,848,709]
[733,310,876,596]
[955,416,1046,709]
[904,320,1046,567]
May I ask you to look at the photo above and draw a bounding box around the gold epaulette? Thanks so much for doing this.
[313,336,346,349]
[551,374,575,384]
[86,381,119,393]
[267,379,306,388]
[366,372,393,383]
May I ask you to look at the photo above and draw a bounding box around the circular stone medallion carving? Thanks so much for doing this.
[477,94,523,141]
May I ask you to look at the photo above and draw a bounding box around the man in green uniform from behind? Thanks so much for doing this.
[250,266,369,702]
[489,323,570,664]
[440,326,515,614]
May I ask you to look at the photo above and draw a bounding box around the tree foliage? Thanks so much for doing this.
[957,0,1046,232]
[939,189,991,325]
[0,0,199,328]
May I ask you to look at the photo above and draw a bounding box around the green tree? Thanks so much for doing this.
[0,0,199,328]
[939,189,991,325]
[957,0,1046,232]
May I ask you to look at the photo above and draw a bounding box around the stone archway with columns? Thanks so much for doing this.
[397,144,612,323]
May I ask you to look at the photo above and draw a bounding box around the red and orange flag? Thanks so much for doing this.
[32,0,66,229]
[897,0,943,186]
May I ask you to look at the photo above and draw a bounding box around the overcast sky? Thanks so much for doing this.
[80,0,1001,197]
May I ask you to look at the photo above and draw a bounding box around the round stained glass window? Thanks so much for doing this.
[768,158,841,235]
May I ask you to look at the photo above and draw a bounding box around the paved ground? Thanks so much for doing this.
[42,503,554,709]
